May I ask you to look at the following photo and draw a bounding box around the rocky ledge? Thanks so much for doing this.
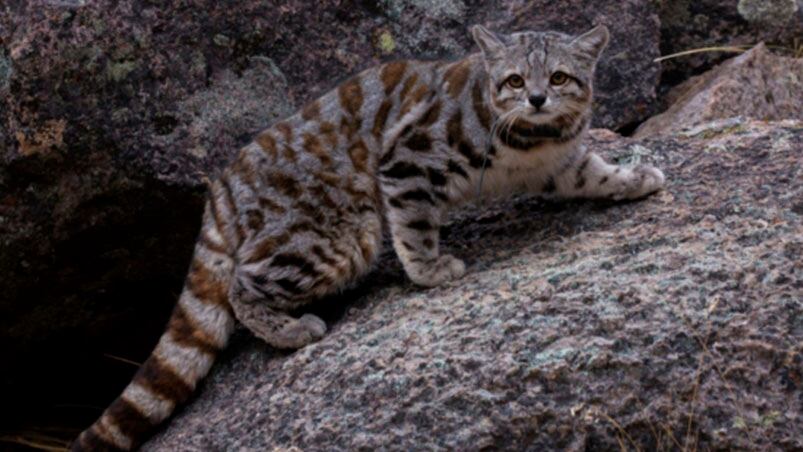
[146,119,802,451]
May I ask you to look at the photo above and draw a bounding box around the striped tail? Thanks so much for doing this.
[72,204,236,451]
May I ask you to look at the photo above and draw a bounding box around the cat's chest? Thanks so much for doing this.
[477,139,576,194]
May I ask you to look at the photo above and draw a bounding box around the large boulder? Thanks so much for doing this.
[0,2,296,429]
[0,0,662,428]
[657,0,802,98]
[635,44,803,137]
[147,119,802,451]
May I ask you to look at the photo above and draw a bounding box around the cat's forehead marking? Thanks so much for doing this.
[526,35,547,72]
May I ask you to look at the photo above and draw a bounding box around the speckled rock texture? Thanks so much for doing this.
[0,0,662,423]
[635,44,803,138]
[146,120,802,451]
[657,0,802,97]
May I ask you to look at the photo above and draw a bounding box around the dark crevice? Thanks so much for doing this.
[615,118,647,137]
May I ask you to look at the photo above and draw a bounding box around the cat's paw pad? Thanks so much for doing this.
[251,313,327,350]
[279,313,327,348]
[624,165,665,199]
[439,254,466,280]
[408,254,466,287]
[299,313,328,339]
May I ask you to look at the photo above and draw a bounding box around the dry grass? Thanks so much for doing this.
[598,295,767,451]
[0,352,138,452]
[677,299,763,449]
[102,353,142,368]
[599,411,641,452]
[653,46,750,63]
[654,40,803,62]
[0,430,72,451]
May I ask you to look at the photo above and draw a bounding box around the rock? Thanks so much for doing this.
[635,44,803,138]
[146,119,802,451]
[0,0,662,426]
[0,4,295,428]
[737,0,800,25]
[205,0,664,129]
[657,0,802,97]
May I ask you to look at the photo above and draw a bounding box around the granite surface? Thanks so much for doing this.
[146,119,802,451]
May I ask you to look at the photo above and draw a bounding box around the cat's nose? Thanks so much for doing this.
[529,94,547,108]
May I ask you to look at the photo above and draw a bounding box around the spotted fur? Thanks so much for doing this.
[73,24,664,451]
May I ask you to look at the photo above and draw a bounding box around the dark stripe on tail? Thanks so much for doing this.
[106,398,154,444]
[74,426,121,452]
[72,223,234,451]
[132,354,194,404]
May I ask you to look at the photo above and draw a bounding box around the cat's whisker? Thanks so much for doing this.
[484,114,508,195]
[481,108,522,198]
[478,107,525,198]
[504,109,521,137]
[490,108,518,140]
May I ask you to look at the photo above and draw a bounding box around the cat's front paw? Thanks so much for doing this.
[620,165,665,200]
[407,254,466,287]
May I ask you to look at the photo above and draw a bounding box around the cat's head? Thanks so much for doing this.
[471,24,609,128]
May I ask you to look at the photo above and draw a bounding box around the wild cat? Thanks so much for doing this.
[73,24,664,451]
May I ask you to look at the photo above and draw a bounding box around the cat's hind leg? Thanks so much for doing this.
[230,209,383,349]
[230,298,327,350]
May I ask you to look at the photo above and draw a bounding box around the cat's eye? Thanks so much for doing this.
[550,71,569,86]
[506,74,525,89]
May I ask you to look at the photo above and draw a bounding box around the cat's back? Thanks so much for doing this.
[218,55,485,219]
[230,58,461,179]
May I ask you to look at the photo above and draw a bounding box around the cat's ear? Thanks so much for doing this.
[471,25,505,58]
[571,25,609,60]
